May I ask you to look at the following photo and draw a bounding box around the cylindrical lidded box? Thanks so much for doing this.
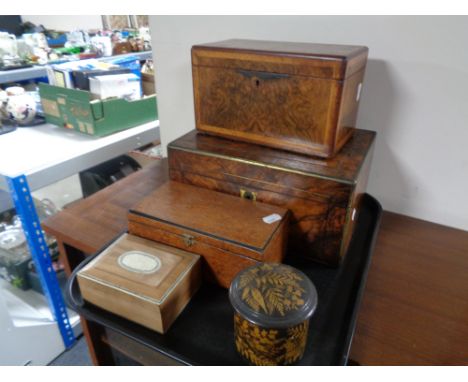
[229,263,318,365]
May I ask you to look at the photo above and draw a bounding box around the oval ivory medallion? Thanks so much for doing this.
[117,251,161,274]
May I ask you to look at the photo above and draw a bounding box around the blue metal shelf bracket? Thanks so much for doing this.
[6,174,76,348]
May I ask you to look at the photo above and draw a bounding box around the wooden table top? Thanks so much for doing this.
[350,212,468,365]
[43,159,169,255]
[42,158,468,365]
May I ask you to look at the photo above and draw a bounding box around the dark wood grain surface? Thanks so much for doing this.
[42,158,468,365]
[350,212,468,365]
[101,328,184,365]
[168,129,375,182]
[192,40,368,157]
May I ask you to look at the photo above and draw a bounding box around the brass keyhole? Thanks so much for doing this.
[255,79,260,87]
[240,189,257,201]
[182,234,195,247]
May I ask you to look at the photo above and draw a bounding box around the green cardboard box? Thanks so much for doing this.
[39,83,158,137]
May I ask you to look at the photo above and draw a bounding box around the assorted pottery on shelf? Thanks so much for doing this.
[0,86,37,125]
[77,39,372,365]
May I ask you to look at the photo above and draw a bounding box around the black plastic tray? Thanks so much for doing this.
[66,193,382,366]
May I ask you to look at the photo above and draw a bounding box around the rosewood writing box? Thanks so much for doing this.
[168,129,375,267]
[192,39,368,158]
[128,181,289,288]
[77,233,202,334]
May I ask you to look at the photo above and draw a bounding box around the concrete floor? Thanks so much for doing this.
[49,335,92,366]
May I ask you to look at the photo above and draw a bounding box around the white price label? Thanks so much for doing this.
[262,213,282,224]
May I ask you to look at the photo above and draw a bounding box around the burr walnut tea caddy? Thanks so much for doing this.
[192,39,368,158]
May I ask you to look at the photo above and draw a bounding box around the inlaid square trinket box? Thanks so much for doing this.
[77,233,202,334]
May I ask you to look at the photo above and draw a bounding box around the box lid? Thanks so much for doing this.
[192,39,368,80]
[129,181,288,253]
[78,233,200,304]
[229,263,318,328]
[168,129,375,185]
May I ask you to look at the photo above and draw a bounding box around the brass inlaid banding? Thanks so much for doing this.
[168,144,355,185]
